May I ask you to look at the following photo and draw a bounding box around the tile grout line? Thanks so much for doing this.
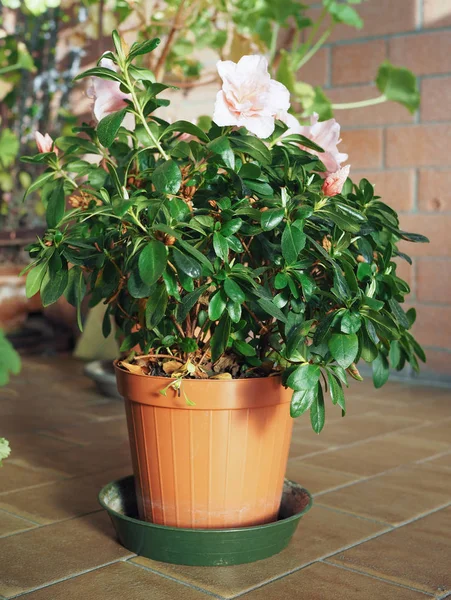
[313,503,394,528]
[129,561,225,599]
[6,557,135,599]
[0,508,41,527]
[321,559,435,597]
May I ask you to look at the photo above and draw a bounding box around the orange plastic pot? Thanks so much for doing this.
[115,364,293,529]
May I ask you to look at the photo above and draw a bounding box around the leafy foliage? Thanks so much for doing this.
[23,34,427,433]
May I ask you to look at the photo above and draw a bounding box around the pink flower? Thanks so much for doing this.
[92,58,135,130]
[322,165,351,197]
[283,112,348,176]
[213,55,290,139]
[35,131,57,154]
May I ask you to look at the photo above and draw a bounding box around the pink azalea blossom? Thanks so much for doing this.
[35,131,57,154]
[322,165,351,197]
[283,112,348,176]
[92,58,135,130]
[213,55,290,139]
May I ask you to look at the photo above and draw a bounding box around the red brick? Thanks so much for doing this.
[351,169,415,212]
[417,259,451,303]
[410,303,451,348]
[340,128,383,169]
[423,0,451,28]
[328,85,414,127]
[390,31,451,76]
[419,349,451,374]
[399,214,451,257]
[332,41,386,86]
[298,47,329,87]
[306,0,417,42]
[421,77,451,122]
[418,168,451,212]
[386,124,451,168]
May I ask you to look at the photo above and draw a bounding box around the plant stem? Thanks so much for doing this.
[296,26,334,71]
[296,7,327,65]
[331,95,387,110]
[154,0,187,81]
[125,72,169,160]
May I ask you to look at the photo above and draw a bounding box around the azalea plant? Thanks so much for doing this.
[22,33,427,432]
[0,329,21,466]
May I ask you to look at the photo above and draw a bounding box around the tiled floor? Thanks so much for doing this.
[1,357,451,599]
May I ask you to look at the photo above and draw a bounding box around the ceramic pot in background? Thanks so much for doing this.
[115,364,293,529]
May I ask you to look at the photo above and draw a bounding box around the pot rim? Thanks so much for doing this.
[114,359,284,384]
[98,475,313,534]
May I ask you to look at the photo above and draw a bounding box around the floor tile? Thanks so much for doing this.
[0,511,134,598]
[409,420,451,445]
[0,510,36,537]
[0,466,131,525]
[317,463,451,524]
[0,462,63,495]
[132,506,387,599]
[14,562,212,600]
[6,438,132,478]
[288,436,329,459]
[303,434,449,477]
[293,412,422,447]
[425,452,451,470]
[329,506,451,595]
[40,418,128,446]
[240,561,431,599]
[286,461,361,495]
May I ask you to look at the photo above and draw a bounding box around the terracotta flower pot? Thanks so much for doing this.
[115,364,293,529]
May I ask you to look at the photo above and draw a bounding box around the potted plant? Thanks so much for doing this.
[22,33,427,529]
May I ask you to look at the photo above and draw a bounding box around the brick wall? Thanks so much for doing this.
[304,0,451,383]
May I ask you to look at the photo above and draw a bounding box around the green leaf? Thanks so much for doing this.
[230,135,272,164]
[24,171,55,199]
[376,61,420,114]
[26,261,47,298]
[172,247,201,278]
[73,66,123,83]
[177,283,209,323]
[138,241,167,285]
[46,179,65,228]
[328,333,359,369]
[128,268,154,298]
[281,224,306,264]
[388,298,410,329]
[257,297,287,323]
[211,314,231,362]
[145,283,168,329]
[40,254,68,307]
[389,340,401,369]
[227,300,242,323]
[276,50,295,93]
[290,387,316,418]
[162,269,181,301]
[128,37,160,60]
[97,108,127,147]
[213,232,229,262]
[286,363,321,391]
[102,306,112,338]
[209,290,227,321]
[221,218,242,237]
[207,136,235,169]
[372,352,390,388]
[0,330,21,387]
[341,310,361,334]
[65,266,86,331]
[308,86,333,121]
[261,208,285,231]
[0,129,19,168]
[152,160,182,194]
[310,383,325,433]
[234,339,256,357]
[177,240,214,274]
[163,120,209,143]
[326,0,363,28]
[327,372,345,413]
[224,278,245,303]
